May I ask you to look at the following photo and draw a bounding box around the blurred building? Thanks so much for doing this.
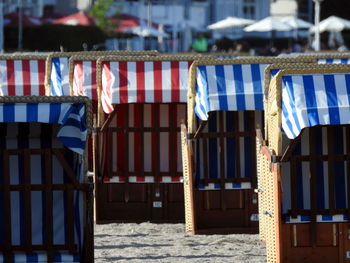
[297,0,313,22]
[3,0,44,17]
[210,0,270,40]
[271,0,298,17]
[2,0,94,17]
[118,0,209,31]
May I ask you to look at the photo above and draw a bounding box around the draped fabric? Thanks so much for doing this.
[281,73,350,139]
[0,103,87,154]
[72,60,98,101]
[50,57,71,96]
[194,64,267,120]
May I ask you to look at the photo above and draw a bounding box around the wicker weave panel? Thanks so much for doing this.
[264,84,283,262]
[256,134,265,242]
[181,123,195,233]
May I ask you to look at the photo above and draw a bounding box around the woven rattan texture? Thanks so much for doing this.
[264,100,281,262]
[298,52,350,59]
[181,123,194,233]
[256,134,265,242]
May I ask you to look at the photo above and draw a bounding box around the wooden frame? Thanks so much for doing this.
[95,103,186,223]
[0,130,93,263]
[261,64,350,263]
[0,96,93,263]
[183,57,316,235]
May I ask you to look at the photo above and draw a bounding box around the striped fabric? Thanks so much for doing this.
[195,110,263,190]
[101,61,192,113]
[195,64,267,120]
[284,214,348,223]
[0,123,84,259]
[281,73,350,139]
[103,176,182,183]
[50,57,71,96]
[0,251,80,263]
[281,126,348,221]
[318,58,350,64]
[101,104,185,183]
[0,103,87,154]
[72,60,98,100]
[197,182,252,190]
[0,59,46,96]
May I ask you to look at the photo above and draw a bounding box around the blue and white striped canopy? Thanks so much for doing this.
[318,58,350,64]
[194,64,267,120]
[281,73,350,139]
[50,57,70,96]
[0,102,87,154]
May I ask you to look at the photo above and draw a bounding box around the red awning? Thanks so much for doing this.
[52,12,95,26]
[115,13,160,32]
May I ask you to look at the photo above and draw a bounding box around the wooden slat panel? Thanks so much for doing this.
[233,112,241,178]
[219,112,226,210]
[309,127,318,247]
[44,149,54,262]
[52,149,80,188]
[290,156,298,218]
[2,151,11,256]
[249,112,257,187]
[169,104,176,178]
[153,104,161,195]
[140,104,145,177]
[327,126,336,212]
[23,149,32,253]
[66,185,75,253]
[202,137,209,186]
[124,105,130,202]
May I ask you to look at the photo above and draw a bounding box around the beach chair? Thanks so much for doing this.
[260,64,350,262]
[95,55,200,223]
[0,55,48,96]
[297,52,350,64]
[0,96,93,263]
[61,52,158,173]
[45,51,158,96]
[183,56,316,235]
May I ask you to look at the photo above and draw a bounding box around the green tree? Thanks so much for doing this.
[89,0,121,36]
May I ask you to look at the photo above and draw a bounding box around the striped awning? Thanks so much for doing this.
[50,56,71,96]
[72,60,98,101]
[0,102,87,154]
[0,59,46,96]
[194,64,267,120]
[281,72,350,139]
[318,58,350,64]
[101,60,192,113]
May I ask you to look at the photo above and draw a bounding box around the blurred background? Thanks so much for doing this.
[1,0,350,55]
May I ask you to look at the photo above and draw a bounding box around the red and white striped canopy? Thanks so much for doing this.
[101,60,192,113]
[0,58,46,96]
[72,60,98,100]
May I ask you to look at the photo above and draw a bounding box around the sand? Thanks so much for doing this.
[94,223,266,263]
